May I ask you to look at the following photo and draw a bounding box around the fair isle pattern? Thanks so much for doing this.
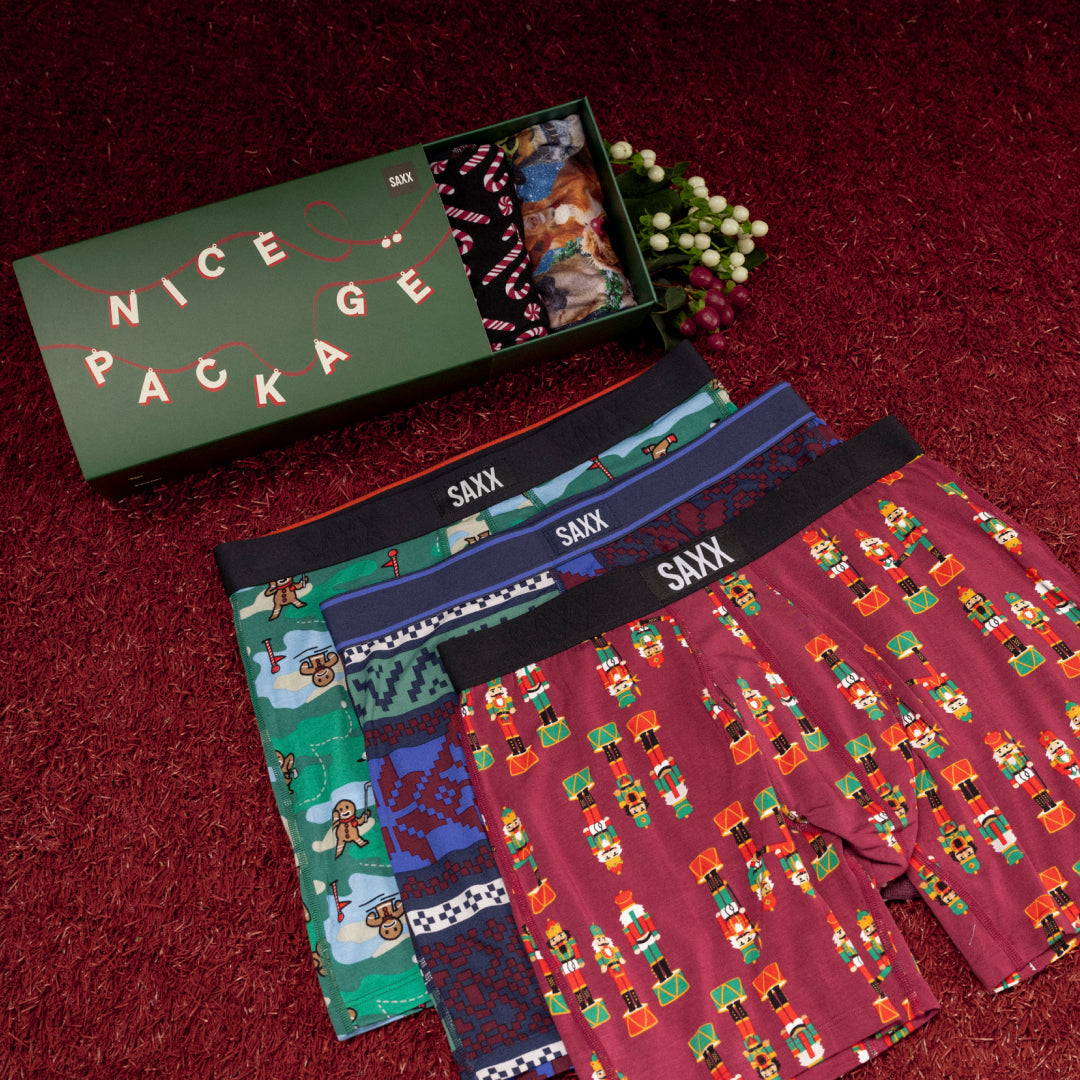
[475,1042,569,1080]
[349,649,456,714]
[341,574,557,668]
[407,879,511,936]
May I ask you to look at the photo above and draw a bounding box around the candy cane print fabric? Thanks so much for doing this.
[430,143,550,350]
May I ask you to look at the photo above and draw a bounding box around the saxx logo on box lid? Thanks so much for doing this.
[14,147,489,484]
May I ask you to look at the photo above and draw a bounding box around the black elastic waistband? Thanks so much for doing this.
[213,341,715,593]
[438,414,922,689]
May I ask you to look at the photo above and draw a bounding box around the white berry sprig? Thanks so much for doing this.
[607,140,768,354]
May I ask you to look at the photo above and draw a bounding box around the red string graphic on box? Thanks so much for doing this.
[31,186,437,296]
[38,191,454,378]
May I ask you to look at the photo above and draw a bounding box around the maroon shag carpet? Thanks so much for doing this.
[3,2,1080,1078]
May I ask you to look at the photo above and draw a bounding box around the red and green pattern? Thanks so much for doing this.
[589,722,652,828]
[501,806,556,914]
[563,767,625,875]
[614,890,689,1008]
[627,710,693,819]
[590,923,658,1037]
[688,848,762,964]
[516,662,571,746]
[485,679,540,775]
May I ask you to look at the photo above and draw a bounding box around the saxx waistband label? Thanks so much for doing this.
[542,503,620,553]
[433,460,520,515]
[642,533,745,597]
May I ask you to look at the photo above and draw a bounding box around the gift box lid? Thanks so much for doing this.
[14,98,655,498]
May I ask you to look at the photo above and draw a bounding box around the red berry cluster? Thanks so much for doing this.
[675,266,751,355]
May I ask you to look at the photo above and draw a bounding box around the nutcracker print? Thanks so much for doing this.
[660,613,690,650]
[705,586,757,650]
[971,508,1022,553]
[501,806,556,914]
[758,659,829,752]
[1038,730,1080,789]
[627,710,693,819]
[941,481,1025,552]
[880,721,918,783]
[854,528,938,614]
[805,634,887,721]
[856,909,894,982]
[825,909,901,1024]
[628,619,667,668]
[590,923,658,1037]
[1026,566,1080,627]
[984,729,1075,833]
[545,919,610,1028]
[1069,701,1080,740]
[1041,867,1080,934]
[958,586,1045,676]
[892,699,945,762]
[887,630,972,722]
[875,997,921,1048]
[913,769,980,873]
[562,767,625,874]
[714,801,777,911]
[687,1022,742,1080]
[802,528,889,616]
[521,923,570,1017]
[592,635,641,708]
[1005,593,1080,677]
[1023,893,1078,962]
[908,849,968,916]
[754,787,815,898]
[459,688,494,770]
[710,978,783,1080]
[614,889,689,1006]
[703,687,760,765]
[737,676,807,775]
[938,758,1024,865]
[689,847,762,963]
[846,733,909,825]
[485,678,539,775]
[588,722,651,828]
[587,1051,627,1080]
[801,821,842,881]
[834,772,903,854]
[516,661,570,746]
[878,499,964,585]
[718,570,761,616]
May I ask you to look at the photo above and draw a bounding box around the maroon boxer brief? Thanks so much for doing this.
[440,415,1080,1078]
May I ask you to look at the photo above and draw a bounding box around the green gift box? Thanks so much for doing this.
[14,99,655,498]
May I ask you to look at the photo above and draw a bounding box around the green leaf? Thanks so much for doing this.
[616,170,671,198]
[743,247,768,269]
[660,286,688,314]
[650,311,681,353]
[645,251,693,274]
[624,189,684,222]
